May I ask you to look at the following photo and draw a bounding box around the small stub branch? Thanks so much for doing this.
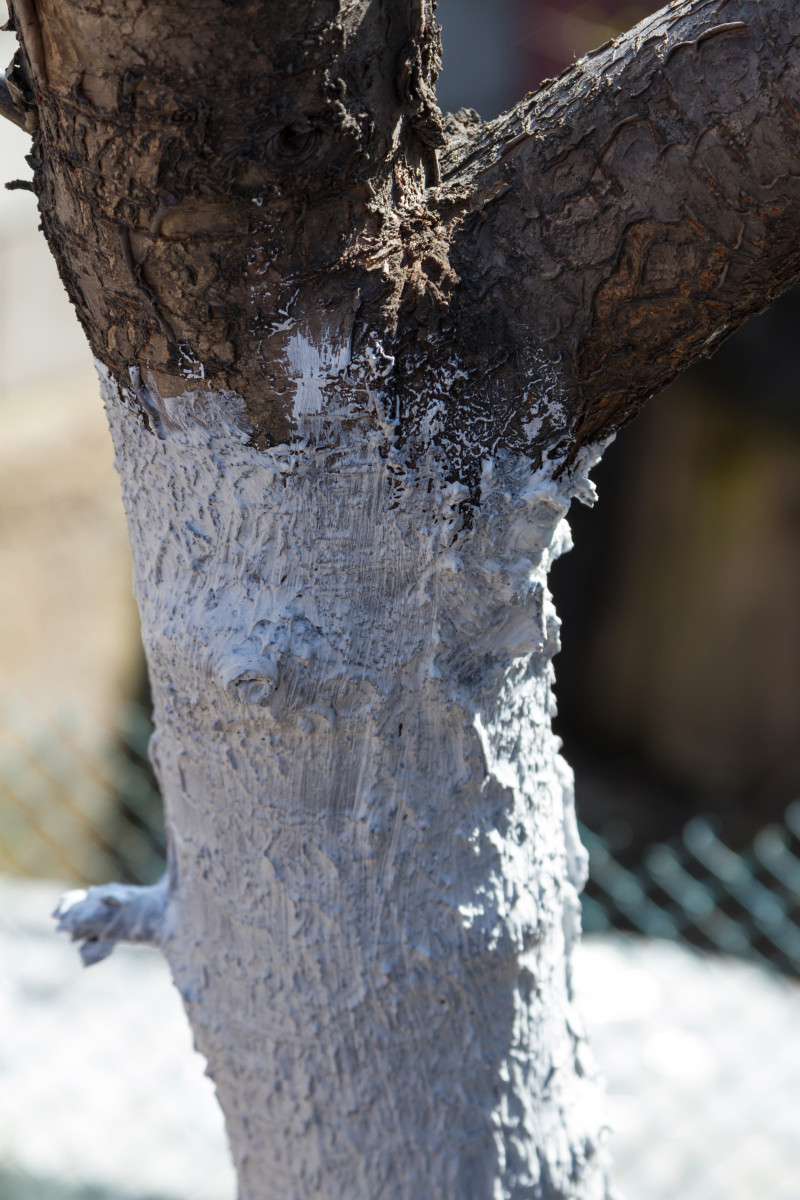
[53,876,167,966]
[0,70,30,130]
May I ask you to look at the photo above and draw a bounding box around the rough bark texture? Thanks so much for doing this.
[10,0,800,485]
[440,0,800,464]
[100,362,609,1200]
[12,0,799,1197]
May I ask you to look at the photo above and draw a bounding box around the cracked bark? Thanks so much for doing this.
[9,0,799,1196]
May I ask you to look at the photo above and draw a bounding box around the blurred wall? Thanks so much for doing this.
[435,0,517,117]
[514,0,655,85]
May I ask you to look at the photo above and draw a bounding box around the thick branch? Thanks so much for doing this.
[442,0,800,458]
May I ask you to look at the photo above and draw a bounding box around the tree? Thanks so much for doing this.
[8,0,798,1195]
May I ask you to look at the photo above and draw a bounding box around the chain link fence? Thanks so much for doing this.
[581,805,800,978]
[0,703,798,1200]
[0,702,165,887]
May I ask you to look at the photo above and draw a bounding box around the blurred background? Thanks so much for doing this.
[1,4,798,1199]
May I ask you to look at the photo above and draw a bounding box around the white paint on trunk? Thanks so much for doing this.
[97,327,611,1200]
[54,877,166,965]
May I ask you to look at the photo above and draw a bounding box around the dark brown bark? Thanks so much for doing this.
[8,0,445,443]
[8,0,800,472]
[441,0,800,466]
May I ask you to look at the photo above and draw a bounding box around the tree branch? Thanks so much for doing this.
[443,0,800,458]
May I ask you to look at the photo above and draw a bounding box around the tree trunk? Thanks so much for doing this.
[17,0,800,1195]
[101,352,608,1198]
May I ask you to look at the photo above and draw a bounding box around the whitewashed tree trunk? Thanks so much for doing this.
[29,0,800,1195]
[95,329,608,1199]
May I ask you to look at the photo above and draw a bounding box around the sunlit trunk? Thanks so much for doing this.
[102,330,609,1199]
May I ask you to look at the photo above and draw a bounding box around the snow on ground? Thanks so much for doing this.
[575,934,800,1200]
[1,875,797,1199]
[0,876,235,1200]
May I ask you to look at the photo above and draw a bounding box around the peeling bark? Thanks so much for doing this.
[14,0,798,1196]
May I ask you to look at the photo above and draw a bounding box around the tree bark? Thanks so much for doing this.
[17,0,800,1196]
